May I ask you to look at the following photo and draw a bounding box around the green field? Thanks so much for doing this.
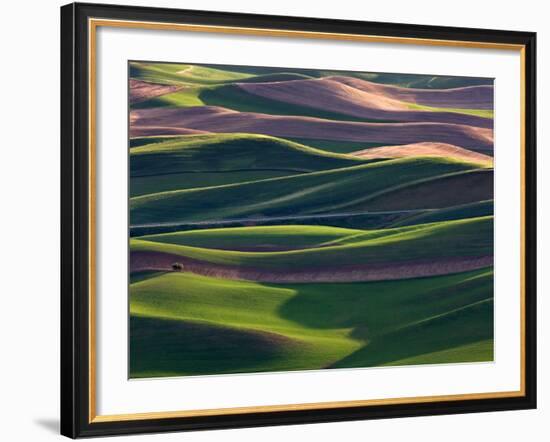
[284,138,395,154]
[407,102,494,119]
[131,217,493,269]
[128,61,494,378]
[191,63,494,89]
[390,200,494,227]
[130,133,368,196]
[130,62,254,85]
[130,157,490,224]
[139,225,361,250]
[130,268,493,377]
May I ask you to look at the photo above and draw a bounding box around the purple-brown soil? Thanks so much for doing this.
[129,79,182,104]
[130,251,493,283]
[129,106,494,151]
[328,76,494,110]
[351,142,493,165]
[236,79,492,128]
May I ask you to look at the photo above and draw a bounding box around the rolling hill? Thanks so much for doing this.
[130,133,367,174]
[232,79,492,127]
[351,142,493,165]
[127,61,495,378]
[131,71,493,127]
[139,225,362,251]
[196,63,493,88]
[130,106,494,151]
[130,217,493,282]
[328,76,494,109]
[360,169,493,211]
[129,62,254,85]
[130,157,491,225]
[130,133,371,196]
[130,266,493,377]
[129,79,182,104]
[389,200,494,227]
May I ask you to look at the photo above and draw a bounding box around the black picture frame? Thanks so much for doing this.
[61,2,537,438]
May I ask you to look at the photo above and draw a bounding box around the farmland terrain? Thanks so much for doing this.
[128,62,494,378]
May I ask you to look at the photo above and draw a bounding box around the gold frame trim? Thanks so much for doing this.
[88,18,527,424]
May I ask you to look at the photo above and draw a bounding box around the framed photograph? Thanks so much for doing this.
[60,2,536,438]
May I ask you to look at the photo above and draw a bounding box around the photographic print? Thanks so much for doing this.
[61,6,536,436]
[128,61,494,379]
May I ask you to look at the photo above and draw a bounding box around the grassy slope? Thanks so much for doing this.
[353,72,493,89]
[362,169,493,211]
[130,157,489,224]
[130,267,493,377]
[390,200,494,227]
[197,64,493,88]
[131,87,204,109]
[131,135,392,155]
[131,217,493,269]
[331,299,493,368]
[131,171,295,198]
[407,102,494,118]
[232,73,314,83]
[130,63,318,86]
[129,62,254,85]
[383,339,493,366]
[141,225,363,250]
[284,137,397,154]
[131,134,366,175]
[130,200,494,237]
[130,133,368,196]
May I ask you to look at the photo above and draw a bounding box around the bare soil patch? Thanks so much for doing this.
[129,79,182,104]
[130,106,494,151]
[237,79,492,128]
[351,142,493,165]
[328,76,494,110]
[130,251,493,283]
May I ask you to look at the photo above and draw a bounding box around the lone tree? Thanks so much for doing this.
[171,262,184,271]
